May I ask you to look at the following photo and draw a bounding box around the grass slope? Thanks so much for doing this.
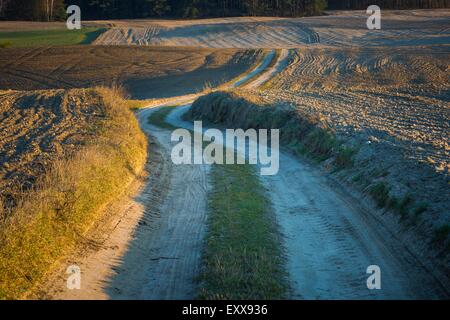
[0,28,104,47]
[186,90,450,255]
[0,87,147,299]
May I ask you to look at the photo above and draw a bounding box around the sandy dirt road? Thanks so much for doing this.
[105,109,211,299]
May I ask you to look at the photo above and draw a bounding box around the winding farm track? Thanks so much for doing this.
[35,51,279,299]
[36,48,449,299]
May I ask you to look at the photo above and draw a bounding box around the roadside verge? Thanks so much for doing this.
[0,87,147,299]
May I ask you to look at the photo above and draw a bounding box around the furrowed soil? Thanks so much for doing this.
[0,89,103,209]
[0,87,147,299]
[254,45,450,229]
[0,46,262,98]
[92,10,450,48]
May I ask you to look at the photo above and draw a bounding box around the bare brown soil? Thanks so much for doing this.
[0,89,104,210]
[1,10,448,299]
[264,46,449,171]
[0,21,67,32]
[0,46,262,98]
[0,86,148,299]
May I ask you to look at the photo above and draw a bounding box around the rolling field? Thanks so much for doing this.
[0,46,262,98]
[92,10,450,48]
[0,39,262,298]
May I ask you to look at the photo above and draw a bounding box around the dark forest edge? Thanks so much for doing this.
[0,0,449,21]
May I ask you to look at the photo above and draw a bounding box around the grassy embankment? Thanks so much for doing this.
[148,106,288,299]
[0,87,147,299]
[0,28,104,47]
[185,91,450,247]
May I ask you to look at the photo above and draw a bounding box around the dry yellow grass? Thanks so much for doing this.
[0,86,147,299]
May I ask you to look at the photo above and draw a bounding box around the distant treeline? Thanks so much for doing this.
[1,0,327,19]
[327,0,449,9]
[1,0,66,21]
[1,0,449,20]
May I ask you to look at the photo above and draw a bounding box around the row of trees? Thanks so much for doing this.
[0,0,327,19]
[1,0,449,20]
[50,0,328,19]
[327,0,450,9]
[1,0,66,20]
